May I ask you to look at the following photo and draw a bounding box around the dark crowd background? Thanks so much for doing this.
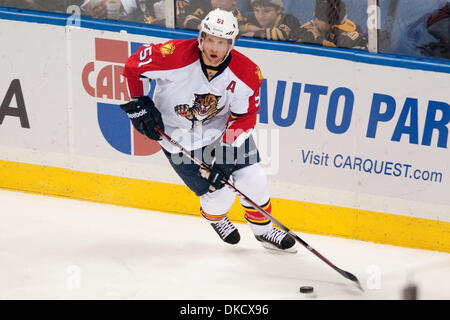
[0,0,448,60]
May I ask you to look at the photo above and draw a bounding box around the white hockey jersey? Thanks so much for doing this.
[123,38,263,153]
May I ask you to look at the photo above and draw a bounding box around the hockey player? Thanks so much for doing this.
[121,8,295,251]
[292,0,367,49]
[241,0,300,41]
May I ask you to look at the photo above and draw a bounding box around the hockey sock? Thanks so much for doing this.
[200,207,227,223]
[243,199,273,236]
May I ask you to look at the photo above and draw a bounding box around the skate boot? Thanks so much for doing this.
[255,227,296,253]
[210,216,240,245]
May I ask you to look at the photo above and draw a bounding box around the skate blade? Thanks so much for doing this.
[260,241,297,254]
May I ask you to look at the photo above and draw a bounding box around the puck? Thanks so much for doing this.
[299,286,314,294]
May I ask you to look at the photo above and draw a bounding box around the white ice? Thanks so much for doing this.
[0,188,449,300]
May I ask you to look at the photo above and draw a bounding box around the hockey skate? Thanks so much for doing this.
[210,216,240,245]
[255,228,297,253]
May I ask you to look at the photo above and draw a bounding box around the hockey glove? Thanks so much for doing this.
[199,145,236,192]
[199,158,231,192]
[120,96,164,141]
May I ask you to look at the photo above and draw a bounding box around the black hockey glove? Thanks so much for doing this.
[199,158,231,192]
[199,145,236,192]
[120,96,164,141]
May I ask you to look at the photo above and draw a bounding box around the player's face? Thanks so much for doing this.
[253,5,280,28]
[201,34,232,67]
[211,0,236,11]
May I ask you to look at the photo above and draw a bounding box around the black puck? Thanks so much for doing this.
[299,286,314,293]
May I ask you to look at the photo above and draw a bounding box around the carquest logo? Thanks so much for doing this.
[81,38,160,156]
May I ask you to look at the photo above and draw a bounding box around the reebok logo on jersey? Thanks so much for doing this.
[127,109,148,119]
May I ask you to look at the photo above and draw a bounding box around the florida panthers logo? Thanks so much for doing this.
[174,93,224,128]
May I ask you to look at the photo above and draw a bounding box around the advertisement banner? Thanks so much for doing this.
[0,20,68,163]
[245,45,450,215]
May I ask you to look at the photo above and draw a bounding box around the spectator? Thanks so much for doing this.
[81,0,165,24]
[121,0,166,24]
[0,0,84,12]
[241,0,300,41]
[179,0,245,30]
[176,0,190,16]
[418,2,449,59]
[292,0,367,49]
[82,0,123,19]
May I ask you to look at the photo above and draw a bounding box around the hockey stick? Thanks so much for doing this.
[154,126,363,292]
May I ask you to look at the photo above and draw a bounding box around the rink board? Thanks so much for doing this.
[0,12,449,252]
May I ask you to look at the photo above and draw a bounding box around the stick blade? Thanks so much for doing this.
[337,268,364,292]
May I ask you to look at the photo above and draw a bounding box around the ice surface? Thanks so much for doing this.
[0,189,448,300]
